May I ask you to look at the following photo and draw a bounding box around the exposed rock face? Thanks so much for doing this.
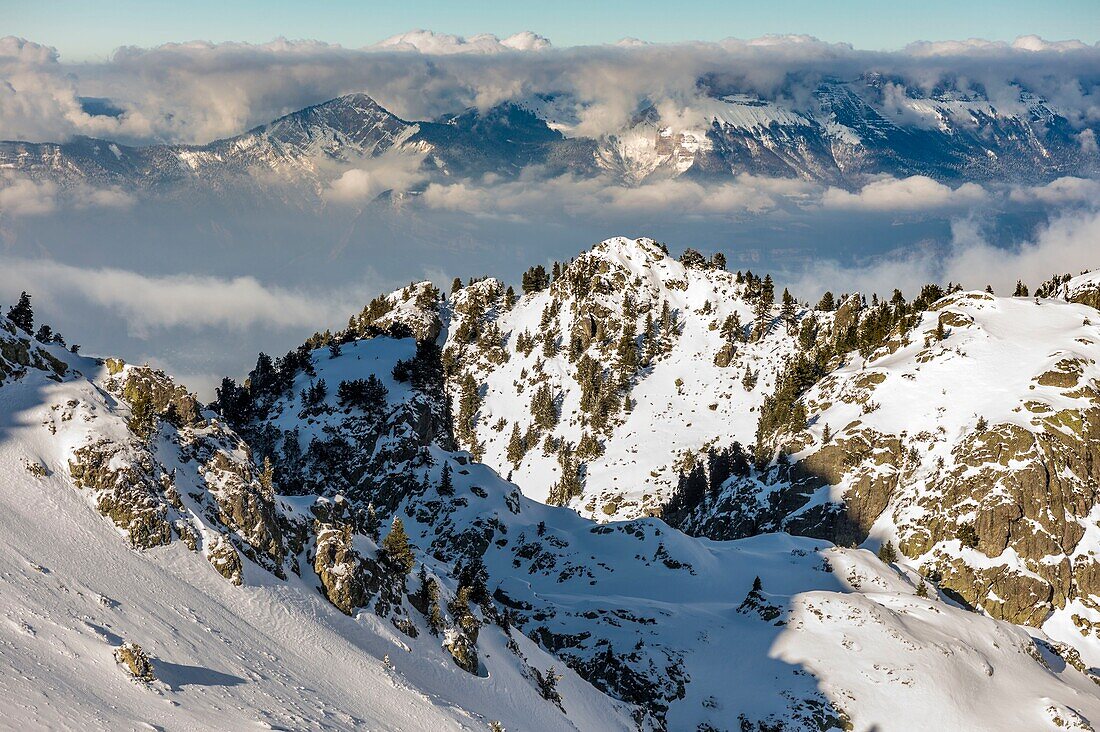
[114,642,155,681]
[314,523,370,615]
[0,319,69,383]
[1062,272,1100,311]
[69,440,176,550]
[57,357,292,584]
[673,290,1100,631]
[207,535,244,585]
[200,450,284,569]
[109,362,203,426]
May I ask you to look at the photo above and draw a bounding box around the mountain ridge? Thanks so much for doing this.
[2,237,1100,729]
[2,80,1096,201]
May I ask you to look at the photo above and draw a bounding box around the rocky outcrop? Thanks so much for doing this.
[69,440,175,550]
[673,289,1100,629]
[109,362,204,426]
[114,642,155,682]
[0,320,69,383]
[207,535,244,585]
[313,523,370,615]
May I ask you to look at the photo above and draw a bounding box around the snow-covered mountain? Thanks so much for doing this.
[2,76,1096,200]
[323,237,1100,666]
[423,237,806,519]
[4,294,1100,730]
[0,94,592,197]
[584,79,1095,185]
[659,276,1100,663]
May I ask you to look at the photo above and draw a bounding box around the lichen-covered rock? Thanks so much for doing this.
[1061,271,1100,312]
[0,324,69,383]
[444,628,480,674]
[207,534,244,585]
[201,450,284,568]
[68,440,174,550]
[114,642,155,682]
[314,523,369,615]
[108,362,203,427]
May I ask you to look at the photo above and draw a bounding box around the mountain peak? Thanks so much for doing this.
[587,236,668,265]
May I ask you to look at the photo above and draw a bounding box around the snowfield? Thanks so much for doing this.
[2,311,1100,730]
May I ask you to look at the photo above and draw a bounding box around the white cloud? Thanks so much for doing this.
[821,176,988,212]
[0,173,135,216]
[1,32,1097,145]
[419,173,820,220]
[782,209,1100,301]
[1078,130,1098,155]
[0,176,57,216]
[1008,176,1100,205]
[418,172,1023,222]
[0,258,377,336]
[324,151,427,204]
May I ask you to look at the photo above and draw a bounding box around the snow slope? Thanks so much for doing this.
[4,277,1100,729]
[673,286,1100,674]
[0,324,629,731]
[233,319,1100,730]
[430,237,809,519]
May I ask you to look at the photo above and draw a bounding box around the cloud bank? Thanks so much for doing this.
[1,32,1097,145]
[0,258,377,336]
[413,173,1093,221]
[0,172,135,217]
[782,208,1100,301]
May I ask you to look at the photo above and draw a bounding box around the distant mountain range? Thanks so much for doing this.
[2,76,1097,201]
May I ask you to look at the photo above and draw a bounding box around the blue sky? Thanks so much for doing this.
[7,0,1098,61]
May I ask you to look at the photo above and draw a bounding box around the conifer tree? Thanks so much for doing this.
[721,312,745,344]
[365,503,381,541]
[6,291,33,333]
[456,372,481,445]
[816,291,835,312]
[789,401,808,432]
[506,423,527,467]
[381,517,416,576]
[753,277,774,338]
[531,383,558,431]
[797,314,818,350]
[878,541,898,564]
[439,462,454,496]
[780,288,797,333]
[412,564,444,636]
[742,367,758,391]
[643,311,658,363]
[521,265,549,294]
[615,326,638,386]
[541,333,560,358]
[1013,279,1029,297]
[128,389,158,441]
